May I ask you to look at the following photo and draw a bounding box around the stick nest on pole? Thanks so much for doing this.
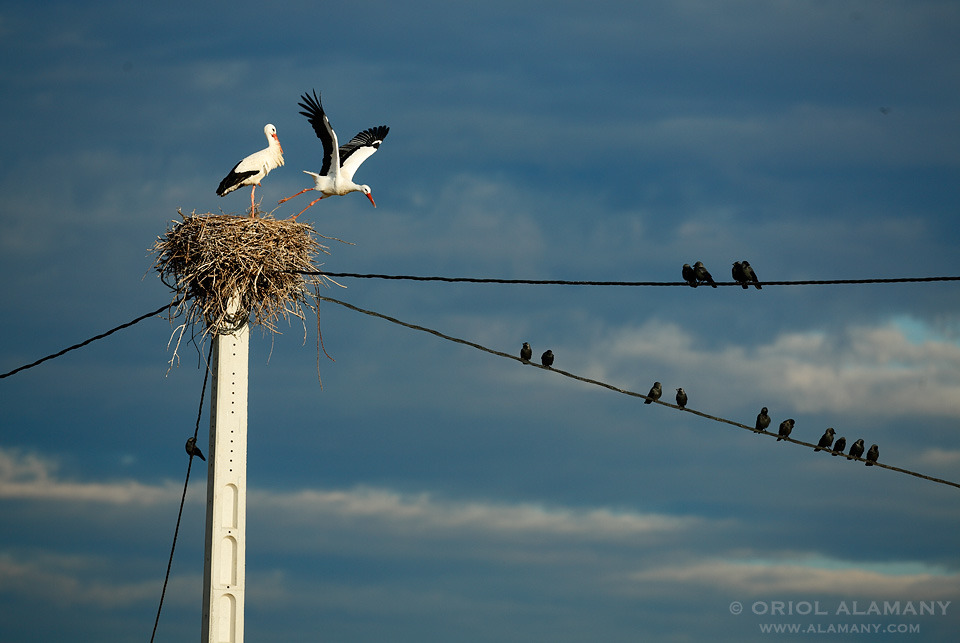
[151,211,331,338]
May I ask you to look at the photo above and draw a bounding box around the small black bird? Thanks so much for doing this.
[693,261,717,288]
[675,388,687,409]
[732,261,748,289]
[644,381,662,404]
[847,438,865,461]
[865,444,879,466]
[520,342,532,362]
[832,437,847,456]
[541,350,554,368]
[755,407,771,432]
[777,418,795,441]
[814,427,836,452]
[682,263,698,287]
[741,261,761,290]
[185,436,205,461]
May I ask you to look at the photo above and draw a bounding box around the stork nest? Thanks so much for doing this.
[151,210,333,339]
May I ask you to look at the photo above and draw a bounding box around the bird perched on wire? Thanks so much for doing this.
[814,427,836,452]
[185,437,206,461]
[520,342,532,362]
[693,261,717,288]
[682,263,698,287]
[741,261,761,289]
[865,444,879,466]
[216,124,284,215]
[541,350,554,367]
[755,407,771,432]
[847,438,865,461]
[675,388,687,409]
[832,436,847,456]
[279,89,389,219]
[732,261,747,288]
[644,381,662,404]
[777,418,795,441]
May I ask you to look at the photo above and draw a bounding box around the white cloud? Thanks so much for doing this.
[0,447,186,505]
[583,317,960,418]
[625,558,960,599]
[252,485,701,543]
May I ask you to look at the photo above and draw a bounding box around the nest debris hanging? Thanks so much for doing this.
[151,210,334,341]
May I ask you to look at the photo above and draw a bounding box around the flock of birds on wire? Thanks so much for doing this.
[212,90,883,469]
[519,335,881,467]
[215,89,389,219]
[683,260,761,289]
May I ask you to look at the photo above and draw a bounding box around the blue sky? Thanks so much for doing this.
[2,1,959,641]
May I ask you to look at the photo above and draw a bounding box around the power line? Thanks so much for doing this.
[0,300,182,380]
[305,272,960,287]
[316,295,960,491]
[150,341,213,643]
[5,271,957,379]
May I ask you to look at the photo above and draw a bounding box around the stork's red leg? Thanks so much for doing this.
[278,188,312,205]
[290,196,326,220]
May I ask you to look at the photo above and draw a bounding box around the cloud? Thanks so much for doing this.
[0,445,704,544]
[252,485,702,544]
[0,447,185,505]
[0,552,198,608]
[583,316,960,418]
[626,558,960,599]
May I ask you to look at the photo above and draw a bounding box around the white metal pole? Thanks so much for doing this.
[201,305,249,643]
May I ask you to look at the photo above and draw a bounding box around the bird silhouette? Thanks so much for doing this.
[755,407,771,432]
[693,261,717,288]
[644,381,662,404]
[185,436,205,461]
[865,444,879,466]
[675,388,687,409]
[682,263,698,287]
[732,262,748,289]
[814,427,836,452]
[847,439,865,461]
[541,350,554,367]
[520,342,532,362]
[777,418,795,441]
[832,437,847,456]
[741,261,761,289]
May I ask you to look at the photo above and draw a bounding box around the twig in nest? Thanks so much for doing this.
[151,210,334,373]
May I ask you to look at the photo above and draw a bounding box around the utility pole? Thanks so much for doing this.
[201,304,249,643]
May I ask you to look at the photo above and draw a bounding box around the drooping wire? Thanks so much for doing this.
[316,294,960,491]
[0,300,182,379]
[149,340,213,643]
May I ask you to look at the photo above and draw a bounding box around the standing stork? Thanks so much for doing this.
[216,124,284,215]
[279,89,389,219]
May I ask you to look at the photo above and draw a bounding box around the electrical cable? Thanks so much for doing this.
[149,340,213,643]
[305,272,960,287]
[316,295,960,491]
[0,300,182,379]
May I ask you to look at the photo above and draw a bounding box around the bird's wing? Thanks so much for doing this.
[297,90,339,176]
[338,126,389,182]
[216,159,259,196]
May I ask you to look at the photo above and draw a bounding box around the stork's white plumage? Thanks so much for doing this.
[279,90,389,219]
[216,123,284,215]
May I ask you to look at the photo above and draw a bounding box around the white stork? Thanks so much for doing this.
[216,123,284,215]
[278,90,389,219]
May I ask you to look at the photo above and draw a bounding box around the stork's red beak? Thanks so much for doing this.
[366,192,376,208]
